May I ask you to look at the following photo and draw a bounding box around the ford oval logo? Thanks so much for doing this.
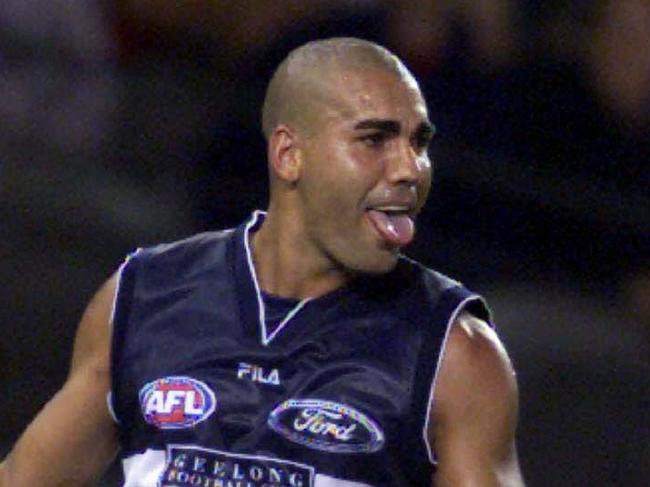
[139,376,216,429]
[268,399,385,453]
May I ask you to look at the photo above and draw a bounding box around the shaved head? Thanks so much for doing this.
[261,38,419,139]
[256,37,433,279]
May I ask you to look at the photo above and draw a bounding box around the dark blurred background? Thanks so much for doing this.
[1,1,649,485]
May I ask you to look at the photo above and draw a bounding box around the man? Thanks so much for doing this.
[0,38,523,486]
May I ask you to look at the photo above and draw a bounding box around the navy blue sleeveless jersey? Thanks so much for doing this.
[110,211,490,487]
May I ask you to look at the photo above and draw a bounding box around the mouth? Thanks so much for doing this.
[365,205,416,247]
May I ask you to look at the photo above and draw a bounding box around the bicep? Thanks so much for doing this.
[430,313,524,487]
[1,275,120,486]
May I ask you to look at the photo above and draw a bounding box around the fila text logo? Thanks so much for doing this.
[237,362,280,385]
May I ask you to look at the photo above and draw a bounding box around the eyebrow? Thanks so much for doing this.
[354,119,401,134]
[354,119,436,137]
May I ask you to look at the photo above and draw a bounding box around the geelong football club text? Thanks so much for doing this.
[161,447,313,487]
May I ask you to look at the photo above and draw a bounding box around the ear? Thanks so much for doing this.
[268,124,302,183]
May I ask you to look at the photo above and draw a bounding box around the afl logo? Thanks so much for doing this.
[268,399,385,453]
[139,376,216,429]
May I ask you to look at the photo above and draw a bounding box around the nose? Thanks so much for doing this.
[386,140,428,186]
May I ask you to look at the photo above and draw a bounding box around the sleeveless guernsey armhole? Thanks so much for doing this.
[108,248,142,425]
[417,286,491,466]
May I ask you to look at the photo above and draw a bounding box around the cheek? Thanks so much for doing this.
[324,145,379,193]
[343,144,388,185]
[300,149,356,215]
[416,159,433,207]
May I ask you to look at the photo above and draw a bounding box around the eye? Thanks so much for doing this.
[412,130,433,153]
[360,132,388,148]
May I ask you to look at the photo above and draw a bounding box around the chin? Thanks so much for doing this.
[350,248,400,275]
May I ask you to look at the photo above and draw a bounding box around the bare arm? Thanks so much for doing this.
[430,312,524,486]
[0,275,120,486]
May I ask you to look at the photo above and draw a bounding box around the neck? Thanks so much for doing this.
[250,207,350,300]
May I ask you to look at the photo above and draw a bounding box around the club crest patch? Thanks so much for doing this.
[268,399,385,453]
[139,376,216,429]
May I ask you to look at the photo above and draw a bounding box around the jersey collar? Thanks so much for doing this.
[231,211,314,346]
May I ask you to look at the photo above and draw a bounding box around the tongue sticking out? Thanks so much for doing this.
[366,210,415,247]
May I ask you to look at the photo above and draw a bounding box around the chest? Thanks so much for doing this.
[115,298,427,486]
[121,299,420,441]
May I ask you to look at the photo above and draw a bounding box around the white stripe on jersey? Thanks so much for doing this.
[121,448,374,487]
[122,449,166,486]
[314,473,374,487]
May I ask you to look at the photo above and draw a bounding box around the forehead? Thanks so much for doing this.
[321,68,429,128]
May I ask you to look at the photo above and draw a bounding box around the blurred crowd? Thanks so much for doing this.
[1,1,649,485]
[2,1,648,216]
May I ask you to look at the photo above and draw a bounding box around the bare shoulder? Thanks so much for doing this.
[432,311,518,443]
[69,272,119,374]
[442,312,517,399]
[0,272,120,486]
[430,312,524,486]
